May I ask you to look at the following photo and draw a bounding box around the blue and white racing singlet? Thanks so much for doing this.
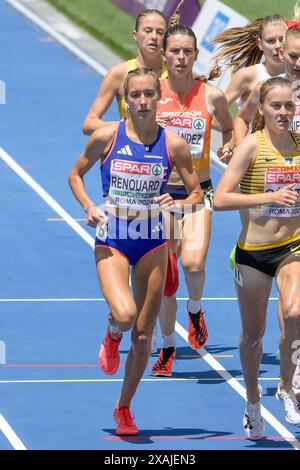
[101,121,172,211]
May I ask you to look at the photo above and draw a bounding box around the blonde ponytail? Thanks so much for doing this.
[212,15,285,72]
[168,0,186,27]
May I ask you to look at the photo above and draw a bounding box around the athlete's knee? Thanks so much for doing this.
[240,331,264,349]
[282,299,300,323]
[181,257,206,273]
[112,304,137,331]
[131,331,150,355]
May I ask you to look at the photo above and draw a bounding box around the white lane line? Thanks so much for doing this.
[0,298,106,302]
[2,2,295,449]
[0,147,94,248]
[5,0,108,76]
[175,322,300,450]
[47,218,86,222]
[0,297,279,302]
[0,414,27,450]
[0,377,282,383]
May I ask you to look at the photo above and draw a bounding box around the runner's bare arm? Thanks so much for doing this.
[68,123,117,212]
[82,63,126,135]
[207,85,234,147]
[234,82,261,144]
[209,85,235,162]
[224,66,256,106]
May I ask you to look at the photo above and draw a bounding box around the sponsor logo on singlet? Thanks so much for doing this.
[160,112,206,158]
[108,159,164,209]
[263,165,300,217]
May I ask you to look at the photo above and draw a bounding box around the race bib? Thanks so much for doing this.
[108,159,164,210]
[167,115,206,158]
[290,95,300,133]
[263,166,300,217]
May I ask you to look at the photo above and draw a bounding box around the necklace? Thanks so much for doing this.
[143,131,158,151]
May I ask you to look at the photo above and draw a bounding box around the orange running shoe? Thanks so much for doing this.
[98,328,122,375]
[188,308,208,350]
[152,346,175,376]
[114,405,139,435]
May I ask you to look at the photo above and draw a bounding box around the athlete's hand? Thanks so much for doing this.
[156,113,172,127]
[154,193,176,211]
[217,146,234,164]
[86,206,108,228]
[270,184,299,207]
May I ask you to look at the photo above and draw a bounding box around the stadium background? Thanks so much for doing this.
[46,0,298,60]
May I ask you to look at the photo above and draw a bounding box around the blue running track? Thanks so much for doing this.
[0,0,300,451]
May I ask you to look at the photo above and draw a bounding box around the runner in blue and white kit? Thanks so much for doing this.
[68,67,203,435]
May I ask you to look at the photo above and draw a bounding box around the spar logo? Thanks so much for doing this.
[193,119,205,130]
[170,116,193,128]
[152,164,163,176]
[112,159,151,175]
[266,167,300,183]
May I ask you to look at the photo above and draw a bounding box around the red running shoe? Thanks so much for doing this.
[114,406,139,435]
[152,347,176,377]
[98,328,122,375]
[188,308,208,350]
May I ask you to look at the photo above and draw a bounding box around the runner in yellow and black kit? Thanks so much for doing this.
[82,9,168,135]
[236,129,300,274]
[214,77,300,439]
[228,21,300,393]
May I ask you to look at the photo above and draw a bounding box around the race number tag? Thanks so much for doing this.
[167,115,206,159]
[108,159,164,210]
[96,222,107,241]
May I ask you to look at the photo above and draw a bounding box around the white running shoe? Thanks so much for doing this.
[150,324,158,354]
[276,385,300,424]
[243,399,265,440]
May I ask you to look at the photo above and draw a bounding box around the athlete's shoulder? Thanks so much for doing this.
[231,133,258,167]
[239,132,259,153]
[232,65,259,83]
[90,122,119,144]
[105,61,128,82]
[205,82,227,104]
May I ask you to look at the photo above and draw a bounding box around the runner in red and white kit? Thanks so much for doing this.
[152,24,234,376]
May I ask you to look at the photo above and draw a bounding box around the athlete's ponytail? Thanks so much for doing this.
[168,0,186,27]
[211,15,286,72]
